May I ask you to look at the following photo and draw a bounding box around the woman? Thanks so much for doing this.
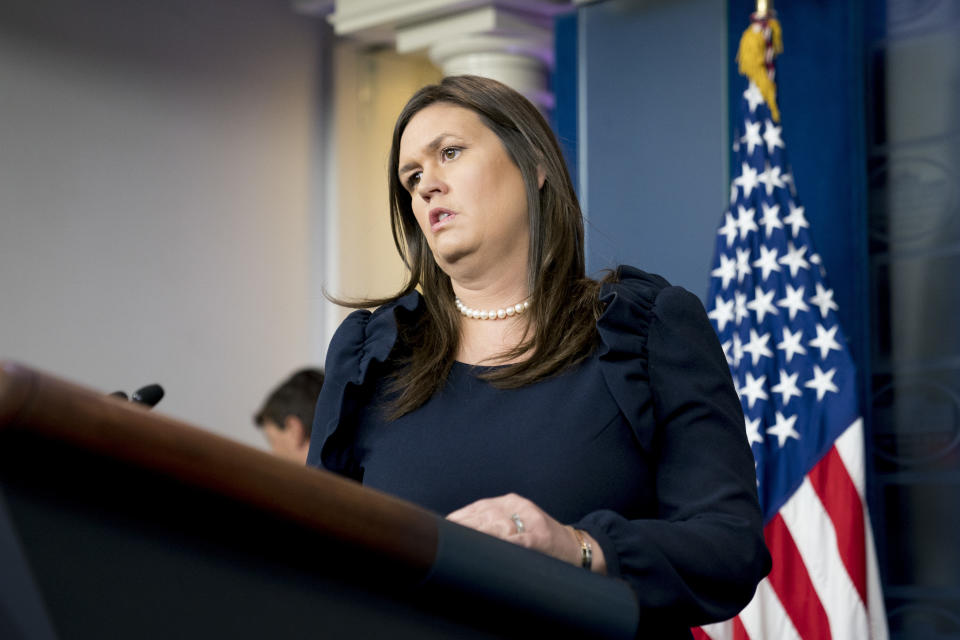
[307,75,770,634]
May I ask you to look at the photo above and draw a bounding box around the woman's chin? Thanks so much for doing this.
[433,242,477,269]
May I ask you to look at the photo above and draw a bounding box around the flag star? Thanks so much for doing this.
[771,369,803,406]
[805,365,839,401]
[809,253,827,277]
[741,120,763,156]
[809,323,842,360]
[759,202,783,237]
[731,332,744,367]
[778,241,810,277]
[783,202,809,237]
[809,282,839,318]
[708,296,735,331]
[744,82,765,113]
[711,253,737,289]
[758,162,785,196]
[718,211,739,247]
[734,162,760,198]
[776,326,807,363]
[730,182,738,204]
[747,286,778,323]
[752,245,781,281]
[767,411,800,448]
[740,372,769,409]
[781,172,797,197]
[763,118,784,154]
[734,291,749,325]
[721,339,732,365]
[735,247,752,283]
[742,328,774,366]
[745,416,763,445]
[736,205,758,240]
[777,284,810,321]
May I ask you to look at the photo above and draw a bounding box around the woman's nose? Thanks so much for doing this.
[416,170,446,202]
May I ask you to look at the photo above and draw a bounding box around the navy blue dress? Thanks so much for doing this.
[307,266,770,632]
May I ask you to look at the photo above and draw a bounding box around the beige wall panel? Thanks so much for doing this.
[329,44,441,324]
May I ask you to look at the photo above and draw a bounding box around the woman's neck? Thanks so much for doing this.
[447,253,530,311]
[451,280,531,314]
[440,248,533,365]
[450,275,533,366]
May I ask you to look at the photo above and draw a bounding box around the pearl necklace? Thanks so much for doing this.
[455,297,531,320]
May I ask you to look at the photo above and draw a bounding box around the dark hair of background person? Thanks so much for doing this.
[253,368,325,436]
[330,75,615,419]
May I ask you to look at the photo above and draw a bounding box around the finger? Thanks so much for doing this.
[446,496,497,521]
[448,508,504,532]
[445,506,472,522]
[449,508,520,540]
[507,511,527,537]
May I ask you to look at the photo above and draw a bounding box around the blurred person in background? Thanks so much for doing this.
[254,368,324,465]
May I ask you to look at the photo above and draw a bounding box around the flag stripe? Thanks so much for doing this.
[865,514,889,640]
[697,618,733,639]
[834,418,866,498]
[692,627,719,640]
[808,446,868,603]
[731,614,749,640]
[696,619,744,640]
[738,576,802,640]
[833,420,889,638]
[780,477,870,638]
[765,513,833,639]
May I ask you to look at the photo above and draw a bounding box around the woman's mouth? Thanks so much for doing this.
[429,208,457,232]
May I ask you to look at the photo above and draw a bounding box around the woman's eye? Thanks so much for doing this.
[407,172,422,190]
[442,147,461,161]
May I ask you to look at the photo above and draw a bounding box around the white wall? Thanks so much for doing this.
[0,0,330,448]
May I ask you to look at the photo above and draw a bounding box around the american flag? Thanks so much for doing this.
[694,16,887,640]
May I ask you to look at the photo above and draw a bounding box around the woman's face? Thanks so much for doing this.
[397,103,530,275]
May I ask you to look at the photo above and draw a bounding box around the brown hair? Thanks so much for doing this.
[254,368,325,436]
[340,75,606,418]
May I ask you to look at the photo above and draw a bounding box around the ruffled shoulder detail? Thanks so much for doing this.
[306,291,423,476]
[326,291,422,388]
[596,265,671,453]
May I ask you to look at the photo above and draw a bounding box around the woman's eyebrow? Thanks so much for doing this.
[398,133,459,175]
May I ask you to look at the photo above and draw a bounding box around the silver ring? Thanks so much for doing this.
[510,513,525,534]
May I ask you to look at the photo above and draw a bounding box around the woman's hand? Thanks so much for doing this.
[446,493,606,574]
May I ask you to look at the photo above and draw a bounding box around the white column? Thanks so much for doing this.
[396,6,555,111]
[325,1,570,112]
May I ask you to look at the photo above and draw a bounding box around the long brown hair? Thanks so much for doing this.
[341,75,606,418]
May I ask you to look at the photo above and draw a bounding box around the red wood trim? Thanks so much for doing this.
[0,361,438,572]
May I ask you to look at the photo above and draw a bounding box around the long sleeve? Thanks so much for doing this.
[580,268,771,632]
[306,291,422,479]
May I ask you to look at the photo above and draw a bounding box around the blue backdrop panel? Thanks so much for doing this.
[577,0,727,300]
[552,11,578,191]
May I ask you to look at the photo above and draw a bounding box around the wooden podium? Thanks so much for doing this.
[0,362,638,639]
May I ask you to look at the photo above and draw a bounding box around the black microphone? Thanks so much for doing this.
[109,390,129,400]
[131,384,164,408]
